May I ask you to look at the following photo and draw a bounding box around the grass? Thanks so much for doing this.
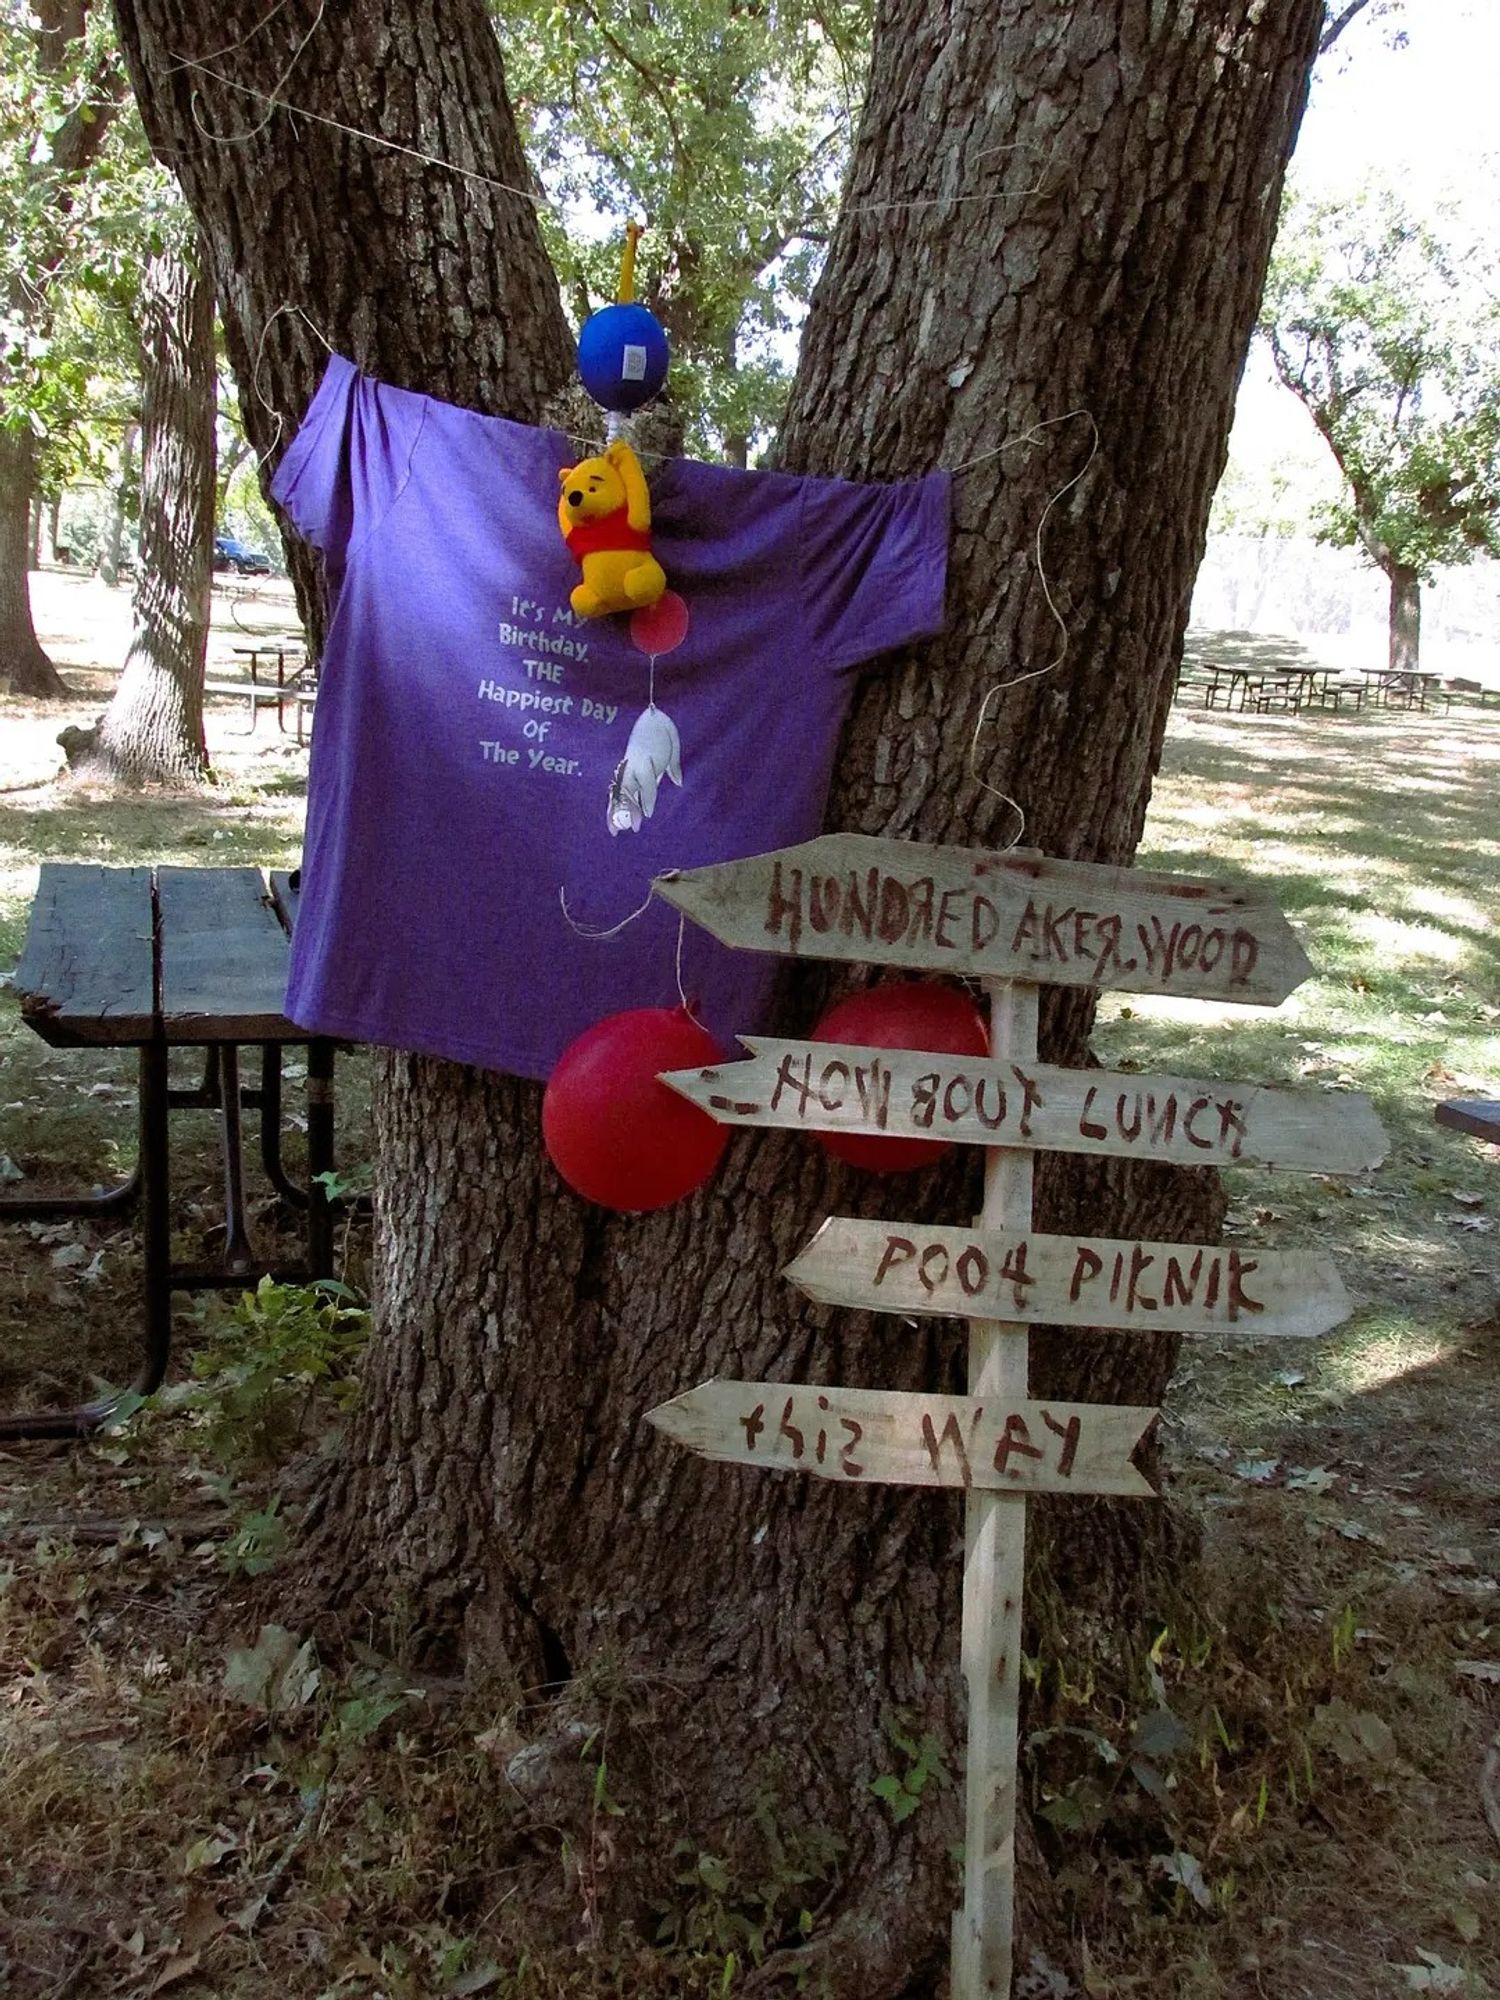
[1,596,1499,1997]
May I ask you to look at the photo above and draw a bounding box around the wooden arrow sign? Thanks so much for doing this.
[661,1039,1387,1176]
[646,1378,1158,1498]
[784,1219,1352,1341]
[655,835,1313,1004]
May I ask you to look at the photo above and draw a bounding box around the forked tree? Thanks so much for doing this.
[114,1,1324,1985]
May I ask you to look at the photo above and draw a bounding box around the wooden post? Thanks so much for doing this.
[951,977,1038,1999]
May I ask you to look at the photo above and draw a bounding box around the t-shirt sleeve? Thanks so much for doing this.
[270,353,426,565]
[798,468,951,673]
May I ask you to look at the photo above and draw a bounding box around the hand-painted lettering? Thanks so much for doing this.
[777,1397,804,1459]
[993,1412,1044,1478]
[1228,1249,1264,1319]
[922,1409,975,1486]
[1040,1407,1082,1477]
[839,1417,865,1478]
[874,1235,916,1284]
[765,861,803,950]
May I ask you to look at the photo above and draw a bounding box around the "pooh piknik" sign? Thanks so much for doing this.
[646,835,1385,2000]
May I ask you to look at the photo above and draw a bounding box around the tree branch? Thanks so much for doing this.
[1319,0,1374,55]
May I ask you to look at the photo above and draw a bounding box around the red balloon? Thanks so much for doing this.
[629,588,690,657]
[543,1007,729,1212]
[810,981,988,1173]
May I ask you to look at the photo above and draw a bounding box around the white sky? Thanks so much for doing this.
[1230,0,1500,489]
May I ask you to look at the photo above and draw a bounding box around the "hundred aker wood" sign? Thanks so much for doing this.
[645,835,1385,2000]
[656,832,1314,1003]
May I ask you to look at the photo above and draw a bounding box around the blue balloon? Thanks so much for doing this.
[577,301,670,413]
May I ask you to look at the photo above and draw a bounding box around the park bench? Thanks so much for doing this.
[0,863,351,1439]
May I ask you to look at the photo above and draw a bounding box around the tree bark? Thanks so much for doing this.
[46,492,61,563]
[1388,562,1421,676]
[81,247,215,785]
[28,492,42,569]
[0,430,69,696]
[117,0,1323,1988]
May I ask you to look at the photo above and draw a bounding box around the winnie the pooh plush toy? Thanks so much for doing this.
[556,438,668,620]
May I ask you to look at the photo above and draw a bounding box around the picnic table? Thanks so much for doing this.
[1358,666,1447,712]
[0,864,344,1439]
[1435,1100,1500,1146]
[204,642,317,739]
[1195,661,1362,714]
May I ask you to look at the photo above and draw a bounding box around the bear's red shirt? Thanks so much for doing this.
[564,505,653,559]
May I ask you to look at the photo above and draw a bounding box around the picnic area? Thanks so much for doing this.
[7,2,1500,1994]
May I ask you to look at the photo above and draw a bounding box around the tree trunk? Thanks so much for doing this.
[0,429,68,696]
[82,245,215,785]
[28,492,42,568]
[215,433,250,518]
[98,422,138,586]
[46,492,61,563]
[1388,562,1421,676]
[117,0,1323,1988]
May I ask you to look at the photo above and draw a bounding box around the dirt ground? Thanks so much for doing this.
[0,580,1497,1998]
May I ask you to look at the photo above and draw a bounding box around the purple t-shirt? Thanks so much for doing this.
[272,356,949,1079]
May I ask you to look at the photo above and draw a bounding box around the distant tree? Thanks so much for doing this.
[0,1,127,695]
[1260,187,1500,675]
[504,0,866,461]
[73,234,214,783]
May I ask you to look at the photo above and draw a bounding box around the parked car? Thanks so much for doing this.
[213,535,272,576]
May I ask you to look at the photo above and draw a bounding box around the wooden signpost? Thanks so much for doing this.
[645,836,1385,2000]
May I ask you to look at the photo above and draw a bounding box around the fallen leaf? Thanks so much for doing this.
[1398,1949,1465,1993]
[1313,1700,1398,1769]
[1233,1459,1280,1485]
[1450,1190,1486,1208]
[223,1625,320,1715]
[176,1892,223,1953]
[1448,1903,1481,1945]
[1455,1216,1494,1233]
[148,1951,201,1995]
[1151,1849,1212,1911]
[1286,1466,1336,1494]
[447,1964,503,1996]
[181,1832,238,1875]
[1336,1520,1386,1546]
[1438,1549,1478,1572]
[50,1242,89,1269]
[1456,1661,1500,1683]
[0,1153,24,1182]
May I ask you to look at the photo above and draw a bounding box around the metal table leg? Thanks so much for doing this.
[306,1039,335,1280]
[216,1045,259,1276]
[255,1044,309,1210]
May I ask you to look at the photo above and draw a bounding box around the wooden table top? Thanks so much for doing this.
[12,863,305,1048]
[1435,1099,1500,1146]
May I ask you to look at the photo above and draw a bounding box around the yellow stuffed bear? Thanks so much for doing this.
[556,439,668,620]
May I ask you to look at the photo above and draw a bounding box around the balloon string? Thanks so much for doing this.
[558,882,655,939]
[675,911,706,1030]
